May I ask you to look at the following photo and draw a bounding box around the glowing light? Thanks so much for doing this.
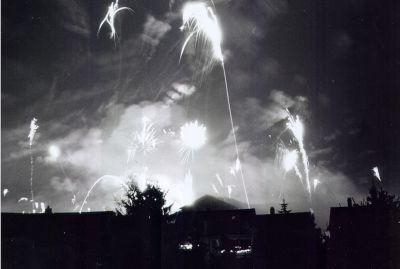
[178,242,193,251]
[372,166,381,181]
[183,169,194,205]
[180,2,223,61]
[287,111,311,198]
[3,189,8,197]
[98,0,133,40]
[48,144,61,160]
[282,150,298,172]
[180,120,207,162]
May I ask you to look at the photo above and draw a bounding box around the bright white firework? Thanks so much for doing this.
[98,0,133,41]
[179,120,207,162]
[127,117,159,164]
[282,150,298,172]
[3,189,8,197]
[372,166,381,181]
[180,2,223,61]
[18,197,28,203]
[183,170,194,205]
[28,118,39,147]
[287,111,311,198]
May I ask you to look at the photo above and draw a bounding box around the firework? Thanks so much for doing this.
[48,144,61,160]
[212,183,219,194]
[179,120,207,163]
[372,166,381,181]
[216,173,223,187]
[79,175,122,213]
[127,117,159,164]
[18,197,28,203]
[183,170,194,205]
[28,117,39,213]
[3,189,8,197]
[98,0,133,41]
[180,2,249,208]
[286,111,311,198]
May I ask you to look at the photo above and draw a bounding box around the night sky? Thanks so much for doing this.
[2,0,400,226]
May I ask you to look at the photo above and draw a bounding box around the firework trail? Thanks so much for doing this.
[183,170,194,205]
[286,111,311,198]
[79,175,123,213]
[179,120,207,163]
[313,178,320,191]
[127,117,159,164]
[28,118,39,213]
[18,197,28,203]
[98,0,133,41]
[180,2,249,208]
[372,166,381,181]
[3,189,8,197]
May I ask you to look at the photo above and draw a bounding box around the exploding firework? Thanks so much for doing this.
[179,120,207,163]
[372,166,381,181]
[180,2,223,61]
[28,117,39,213]
[286,111,311,198]
[98,0,133,41]
[180,2,249,208]
[48,144,61,160]
[282,150,298,172]
[127,117,159,164]
[3,189,9,197]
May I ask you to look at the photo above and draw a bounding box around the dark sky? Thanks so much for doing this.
[2,0,400,225]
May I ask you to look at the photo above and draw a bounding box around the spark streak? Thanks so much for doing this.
[286,111,311,198]
[127,117,159,163]
[98,0,133,41]
[180,2,249,208]
[28,118,39,213]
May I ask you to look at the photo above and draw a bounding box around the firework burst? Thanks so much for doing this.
[98,0,133,41]
[127,117,159,164]
[179,120,207,163]
[372,166,381,181]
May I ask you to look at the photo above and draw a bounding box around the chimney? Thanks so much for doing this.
[347,197,353,208]
[270,207,275,215]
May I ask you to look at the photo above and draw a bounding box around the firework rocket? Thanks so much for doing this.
[180,2,249,208]
[98,0,133,41]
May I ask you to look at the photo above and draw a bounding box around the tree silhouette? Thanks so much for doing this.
[366,183,400,209]
[115,177,171,217]
[278,198,291,214]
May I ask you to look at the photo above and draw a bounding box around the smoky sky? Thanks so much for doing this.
[2,0,400,226]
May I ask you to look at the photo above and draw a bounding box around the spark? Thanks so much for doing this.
[127,117,159,163]
[227,185,234,198]
[40,202,45,213]
[28,117,39,213]
[18,197,28,203]
[98,0,133,41]
[3,189,8,197]
[212,184,219,194]
[180,2,249,208]
[372,166,381,181]
[179,120,207,163]
[286,111,311,198]
[216,173,224,187]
